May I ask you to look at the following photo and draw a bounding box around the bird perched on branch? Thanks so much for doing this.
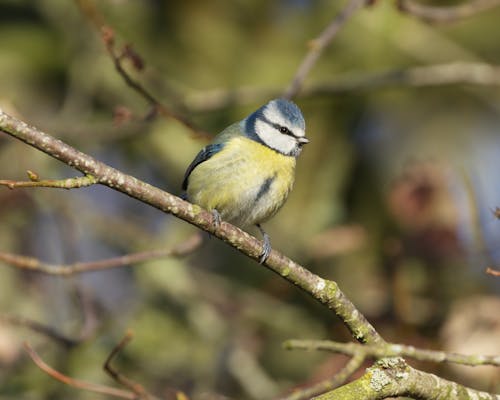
[182,99,309,263]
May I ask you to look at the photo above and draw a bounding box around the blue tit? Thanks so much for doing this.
[182,98,309,263]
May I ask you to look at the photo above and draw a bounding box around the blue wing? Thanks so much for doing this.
[182,143,224,190]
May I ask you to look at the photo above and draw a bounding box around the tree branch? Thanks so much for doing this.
[1,314,80,348]
[280,353,365,400]
[181,62,500,112]
[104,331,161,400]
[307,62,500,92]
[4,110,498,399]
[0,108,382,346]
[284,0,369,99]
[285,339,500,367]
[398,0,500,24]
[74,0,209,138]
[492,207,500,219]
[486,267,500,277]
[0,233,202,275]
[0,172,96,189]
[313,359,500,400]
[24,342,138,399]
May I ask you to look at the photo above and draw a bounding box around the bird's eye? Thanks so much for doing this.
[279,126,290,135]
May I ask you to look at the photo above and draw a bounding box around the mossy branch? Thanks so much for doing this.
[314,359,500,400]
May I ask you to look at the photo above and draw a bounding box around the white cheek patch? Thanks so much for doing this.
[255,119,296,155]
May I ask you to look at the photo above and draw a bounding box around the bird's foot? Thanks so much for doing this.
[257,224,271,264]
[205,210,222,241]
[211,209,221,231]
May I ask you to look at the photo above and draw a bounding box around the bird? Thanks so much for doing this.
[182,98,309,263]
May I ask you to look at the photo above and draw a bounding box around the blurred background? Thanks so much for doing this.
[0,0,499,398]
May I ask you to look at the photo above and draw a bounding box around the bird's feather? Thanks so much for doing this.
[186,136,295,226]
[182,143,224,190]
[182,122,243,190]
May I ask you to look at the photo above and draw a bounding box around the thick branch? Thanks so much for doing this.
[0,109,382,345]
[314,359,500,400]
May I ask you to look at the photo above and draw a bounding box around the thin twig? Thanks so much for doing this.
[398,0,500,24]
[0,233,202,275]
[1,315,79,348]
[104,331,160,400]
[486,267,500,277]
[492,207,500,219]
[24,342,137,399]
[280,353,365,400]
[100,26,209,138]
[74,0,105,28]
[284,339,500,367]
[182,62,500,112]
[75,0,209,138]
[284,0,368,99]
[0,173,96,190]
[306,62,500,92]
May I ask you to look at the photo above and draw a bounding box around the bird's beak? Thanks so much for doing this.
[298,137,310,145]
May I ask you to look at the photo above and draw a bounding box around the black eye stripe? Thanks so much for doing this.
[274,123,299,138]
[256,115,299,138]
[279,126,292,135]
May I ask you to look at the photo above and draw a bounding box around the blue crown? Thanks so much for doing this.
[269,99,305,130]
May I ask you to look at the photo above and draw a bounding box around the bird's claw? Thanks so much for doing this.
[257,224,271,264]
[259,238,271,264]
[211,209,221,231]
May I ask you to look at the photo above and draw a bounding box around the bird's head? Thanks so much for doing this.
[244,98,309,157]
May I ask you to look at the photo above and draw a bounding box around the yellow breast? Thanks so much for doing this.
[186,136,296,226]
